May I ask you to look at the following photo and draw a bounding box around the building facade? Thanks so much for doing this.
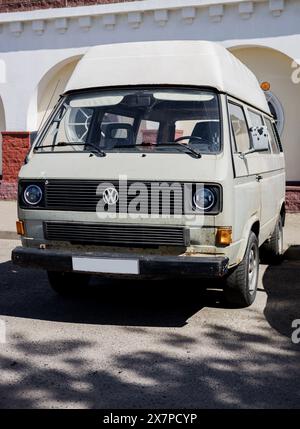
[0,0,299,209]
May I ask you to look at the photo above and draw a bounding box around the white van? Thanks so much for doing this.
[12,41,285,307]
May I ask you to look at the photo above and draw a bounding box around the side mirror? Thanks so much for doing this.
[250,126,269,152]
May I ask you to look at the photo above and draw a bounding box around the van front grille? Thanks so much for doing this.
[44,179,189,214]
[44,222,190,247]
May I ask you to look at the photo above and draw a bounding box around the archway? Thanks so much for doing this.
[29,56,82,132]
[229,45,300,183]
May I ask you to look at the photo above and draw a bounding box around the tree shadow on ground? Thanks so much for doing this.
[1,252,300,408]
[263,245,300,337]
[0,323,299,409]
[0,260,228,328]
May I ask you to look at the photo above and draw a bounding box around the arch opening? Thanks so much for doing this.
[229,45,300,183]
[27,55,83,132]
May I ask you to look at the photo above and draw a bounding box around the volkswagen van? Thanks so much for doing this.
[12,41,285,307]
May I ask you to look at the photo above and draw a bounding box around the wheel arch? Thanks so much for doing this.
[280,202,286,226]
[235,215,260,264]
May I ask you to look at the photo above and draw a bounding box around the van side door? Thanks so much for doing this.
[227,100,260,245]
[246,108,273,241]
[263,115,285,224]
[246,109,285,242]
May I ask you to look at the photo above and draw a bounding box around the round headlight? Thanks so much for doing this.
[193,188,215,211]
[23,185,43,206]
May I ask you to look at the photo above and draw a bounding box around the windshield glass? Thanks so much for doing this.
[35,87,221,154]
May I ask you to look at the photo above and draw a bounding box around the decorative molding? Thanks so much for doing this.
[78,16,92,31]
[0,1,290,37]
[181,7,196,24]
[128,11,142,29]
[55,17,68,34]
[9,21,23,36]
[209,5,224,23]
[269,0,284,17]
[238,1,254,20]
[102,13,116,30]
[154,9,168,27]
[32,19,45,35]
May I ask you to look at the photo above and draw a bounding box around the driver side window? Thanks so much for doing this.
[229,103,251,153]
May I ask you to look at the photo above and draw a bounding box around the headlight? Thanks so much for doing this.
[193,188,215,211]
[192,185,222,214]
[23,185,43,206]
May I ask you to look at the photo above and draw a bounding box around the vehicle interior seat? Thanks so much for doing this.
[189,121,220,152]
[101,123,135,149]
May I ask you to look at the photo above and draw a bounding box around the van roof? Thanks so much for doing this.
[65,40,271,115]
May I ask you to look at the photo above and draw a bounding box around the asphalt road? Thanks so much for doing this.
[0,238,300,409]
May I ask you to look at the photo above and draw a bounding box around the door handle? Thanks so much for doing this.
[256,175,263,182]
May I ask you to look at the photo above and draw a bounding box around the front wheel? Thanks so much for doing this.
[47,271,90,296]
[223,231,259,308]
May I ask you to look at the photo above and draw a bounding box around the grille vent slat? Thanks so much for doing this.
[44,222,188,247]
[45,180,189,214]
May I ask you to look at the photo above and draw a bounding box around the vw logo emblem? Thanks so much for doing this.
[102,187,119,205]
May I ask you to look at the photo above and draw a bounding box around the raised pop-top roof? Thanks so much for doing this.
[66,40,270,114]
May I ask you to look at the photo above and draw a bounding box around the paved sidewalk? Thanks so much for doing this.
[0,201,18,239]
[0,226,300,408]
[284,213,300,260]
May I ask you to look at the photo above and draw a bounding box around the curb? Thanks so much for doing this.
[0,231,19,240]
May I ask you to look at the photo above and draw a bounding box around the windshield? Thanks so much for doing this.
[35,87,221,155]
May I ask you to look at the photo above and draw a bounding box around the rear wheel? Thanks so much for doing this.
[224,231,259,308]
[47,271,90,296]
[261,216,284,264]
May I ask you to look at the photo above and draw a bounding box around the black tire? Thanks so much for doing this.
[47,271,90,296]
[260,216,284,264]
[224,231,259,308]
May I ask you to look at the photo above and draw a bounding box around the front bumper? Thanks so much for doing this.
[12,246,229,278]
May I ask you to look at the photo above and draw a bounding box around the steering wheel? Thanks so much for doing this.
[174,135,211,145]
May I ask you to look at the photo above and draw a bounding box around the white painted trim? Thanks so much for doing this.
[0,0,269,23]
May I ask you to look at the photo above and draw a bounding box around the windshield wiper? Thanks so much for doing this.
[34,142,106,157]
[157,142,202,158]
[112,142,201,158]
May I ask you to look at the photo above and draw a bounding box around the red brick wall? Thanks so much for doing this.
[0,0,138,13]
[0,181,18,200]
[286,186,300,213]
[0,131,31,200]
[2,132,30,182]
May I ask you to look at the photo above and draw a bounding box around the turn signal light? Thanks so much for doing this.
[16,220,25,236]
[216,227,232,246]
[260,81,271,91]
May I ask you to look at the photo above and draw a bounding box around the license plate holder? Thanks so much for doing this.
[72,257,140,275]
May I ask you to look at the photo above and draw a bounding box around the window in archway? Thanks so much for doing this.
[265,91,284,136]
[65,107,93,142]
